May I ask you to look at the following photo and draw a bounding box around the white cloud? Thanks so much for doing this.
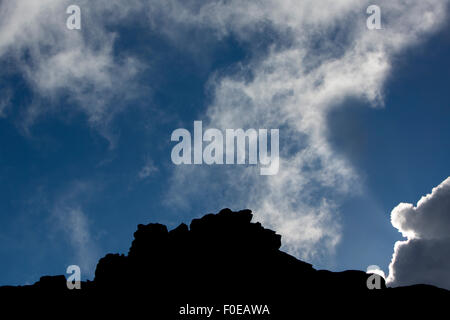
[54,205,99,274]
[387,177,450,289]
[164,0,448,263]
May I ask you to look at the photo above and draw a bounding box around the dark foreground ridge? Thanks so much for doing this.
[1,208,449,317]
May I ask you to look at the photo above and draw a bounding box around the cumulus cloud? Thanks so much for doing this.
[387,177,450,289]
[164,0,448,262]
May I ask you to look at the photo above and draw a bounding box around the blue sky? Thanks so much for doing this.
[0,1,449,287]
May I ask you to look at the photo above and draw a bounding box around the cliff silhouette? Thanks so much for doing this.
[0,208,448,317]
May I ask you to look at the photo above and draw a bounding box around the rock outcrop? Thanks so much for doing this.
[0,208,448,317]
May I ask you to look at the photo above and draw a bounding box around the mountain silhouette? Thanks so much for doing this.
[0,208,448,317]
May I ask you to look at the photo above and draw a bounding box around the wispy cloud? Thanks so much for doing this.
[50,182,100,276]
[0,87,12,118]
[0,0,146,145]
[163,0,448,263]
[53,205,98,274]
[138,159,158,180]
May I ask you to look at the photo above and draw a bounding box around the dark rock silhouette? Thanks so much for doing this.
[0,208,448,317]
